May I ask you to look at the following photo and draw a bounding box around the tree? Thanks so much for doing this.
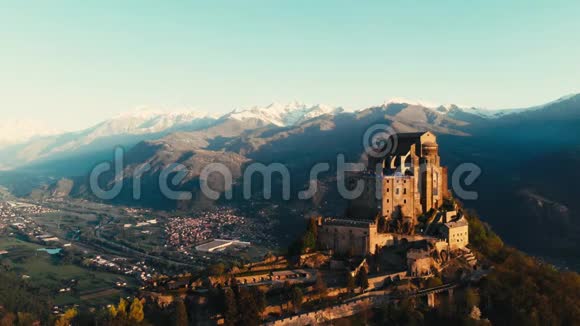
[16,312,35,326]
[108,304,119,319]
[208,287,224,314]
[357,268,369,290]
[299,217,320,253]
[0,313,16,326]
[308,217,319,237]
[395,219,404,234]
[106,297,141,325]
[291,287,304,313]
[459,287,479,315]
[378,215,387,233]
[222,288,238,326]
[301,231,316,253]
[55,308,78,326]
[236,287,260,326]
[251,287,267,314]
[315,272,327,297]
[426,276,442,288]
[174,300,188,326]
[346,273,356,293]
[375,299,423,325]
[280,280,294,308]
[129,298,144,323]
[116,298,128,319]
[208,263,226,276]
[0,259,13,272]
[230,278,240,296]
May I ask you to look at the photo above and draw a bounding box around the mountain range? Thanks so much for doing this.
[1,93,579,269]
[2,95,575,170]
[0,102,347,170]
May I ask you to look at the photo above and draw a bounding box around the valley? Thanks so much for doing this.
[0,197,278,312]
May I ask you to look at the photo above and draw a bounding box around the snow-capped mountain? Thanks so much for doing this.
[0,103,342,168]
[0,108,219,167]
[45,108,219,156]
[377,97,498,119]
[376,97,500,119]
[223,102,344,126]
[67,108,218,147]
[435,104,503,119]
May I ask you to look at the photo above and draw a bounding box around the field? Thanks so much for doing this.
[0,236,135,306]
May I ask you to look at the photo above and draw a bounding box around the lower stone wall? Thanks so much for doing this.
[263,297,385,326]
[367,271,407,291]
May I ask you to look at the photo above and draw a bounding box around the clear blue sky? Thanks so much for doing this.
[1,1,579,131]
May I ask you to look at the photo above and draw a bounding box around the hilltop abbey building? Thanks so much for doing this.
[347,131,449,222]
[318,131,461,256]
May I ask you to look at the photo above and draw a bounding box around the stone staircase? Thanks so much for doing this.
[460,248,478,267]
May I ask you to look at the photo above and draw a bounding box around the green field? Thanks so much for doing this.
[0,236,135,306]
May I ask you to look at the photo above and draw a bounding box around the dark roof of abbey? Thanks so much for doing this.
[396,131,430,139]
[373,131,432,157]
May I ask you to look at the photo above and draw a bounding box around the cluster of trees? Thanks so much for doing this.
[278,282,305,313]
[172,300,188,326]
[0,312,41,326]
[289,286,304,313]
[0,284,152,326]
[478,247,580,325]
[466,209,504,259]
[346,267,369,293]
[466,210,580,325]
[141,298,190,326]
[105,298,145,325]
[0,270,51,325]
[368,272,576,326]
[54,308,78,326]
[50,297,149,326]
[208,280,266,326]
[357,268,369,290]
[362,286,489,325]
[287,217,318,255]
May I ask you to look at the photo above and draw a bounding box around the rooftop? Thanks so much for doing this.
[322,217,375,227]
[444,217,468,228]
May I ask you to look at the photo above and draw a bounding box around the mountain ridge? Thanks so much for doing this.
[4,92,578,164]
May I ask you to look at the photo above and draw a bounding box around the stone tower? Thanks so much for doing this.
[347,131,448,222]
